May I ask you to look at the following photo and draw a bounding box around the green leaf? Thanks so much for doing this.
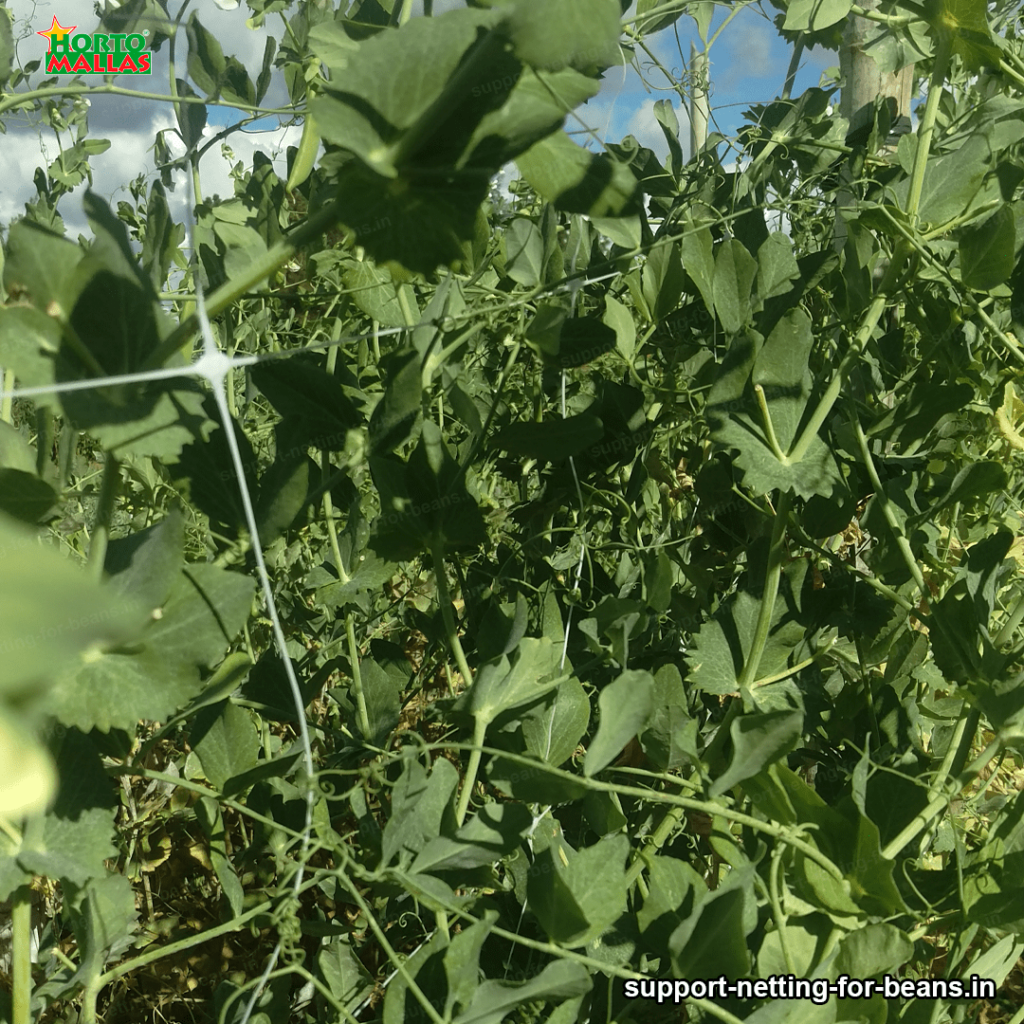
[454,960,591,1024]
[65,873,138,982]
[642,241,685,322]
[0,514,149,700]
[639,664,697,771]
[16,727,115,885]
[636,0,687,35]
[670,867,756,978]
[757,232,801,301]
[520,676,591,766]
[0,708,56,820]
[709,709,804,797]
[444,911,497,1018]
[959,204,1016,290]
[2,219,82,313]
[141,181,185,290]
[251,353,362,447]
[706,312,842,498]
[0,469,57,523]
[527,833,630,946]
[495,414,605,461]
[925,0,1004,71]
[464,66,601,162]
[891,131,995,225]
[43,563,255,733]
[254,454,309,542]
[194,796,244,917]
[486,754,589,804]
[312,9,499,178]
[371,420,487,559]
[465,637,563,724]
[504,218,545,286]
[174,78,207,151]
[603,295,636,360]
[360,657,405,744]
[516,131,640,218]
[783,0,853,32]
[687,559,809,696]
[584,669,655,776]
[411,802,533,874]
[834,923,913,977]
[190,701,260,792]
[636,854,705,954]
[713,238,758,333]
[0,5,13,88]
[501,0,621,71]
[186,13,226,97]
[319,936,375,1012]
[381,756,458,868]
[369,347,423,455]
[680,223,715,319]
[341,260,420,327]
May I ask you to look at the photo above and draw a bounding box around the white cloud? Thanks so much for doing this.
[3,0,304,235]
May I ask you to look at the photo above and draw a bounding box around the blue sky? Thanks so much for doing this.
[588,3,838,162]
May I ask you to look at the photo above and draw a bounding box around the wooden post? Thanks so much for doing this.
[834,0,914,251]
[689,41,709,159]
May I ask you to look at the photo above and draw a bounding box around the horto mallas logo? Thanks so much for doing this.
[37,16,152,75]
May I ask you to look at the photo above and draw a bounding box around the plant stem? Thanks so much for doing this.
[782,34,804,100]
[430,532,480,825]
[850,408,926,593]
[754,384,787,462]
[320,331,349,584]
[906,32,952,225]
[737,490,793,691]
[336,876,447,1024]
[431,535,475,691]
[88,452,121,580]
[624,804,687,887]
[882,723,996,861]
[346,612,371,741]
[455,744,847,883]
[11,886,31,1024]
[457,715,488,827]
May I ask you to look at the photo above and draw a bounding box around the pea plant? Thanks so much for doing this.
[2,0,1024,1022]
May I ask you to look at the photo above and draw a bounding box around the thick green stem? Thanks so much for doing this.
[906,32,952,225]
[437,743,848,883]
[788,293,888,463]
[457,715,488,827]
[754,384,787,462]
[703,492,793,771]
[737,490,793,691]
[336,876,447,1024]
[431,536,475,690]
[782,34,805,100]
[882,724,996,861]
[11,886,31,1024]
[431,533,480,825]
[88,453,121,580]
[850,409,926,594]
[625,804,687,887]
[346,612,371,741]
